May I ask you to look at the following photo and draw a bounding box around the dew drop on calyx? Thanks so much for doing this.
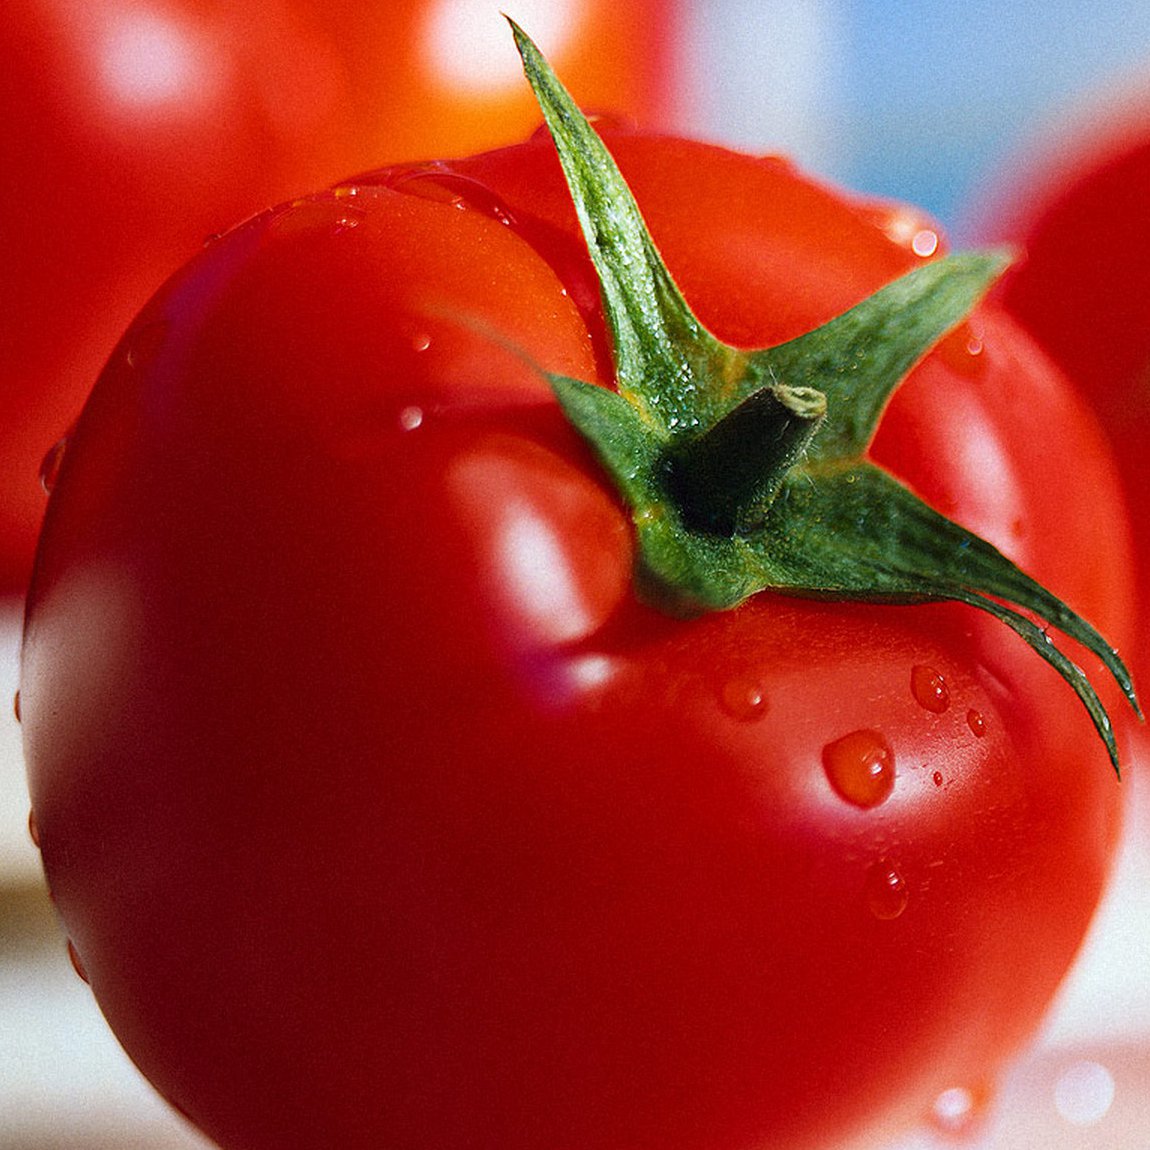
[911,664,950,713]
[823,729,895,808]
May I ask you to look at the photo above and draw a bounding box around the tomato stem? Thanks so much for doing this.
[667,383,826,536]
[509,18,1140,771]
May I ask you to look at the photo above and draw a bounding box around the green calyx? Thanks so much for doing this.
[508,19,1140,771]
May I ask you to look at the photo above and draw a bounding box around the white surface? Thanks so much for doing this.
[0,599,36,887]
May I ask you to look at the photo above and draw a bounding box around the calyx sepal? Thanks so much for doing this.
[509,19,1140,770]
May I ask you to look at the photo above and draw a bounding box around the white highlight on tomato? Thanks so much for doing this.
[496,502,592,644]
[422,0,580,93]
[98,9,201,107]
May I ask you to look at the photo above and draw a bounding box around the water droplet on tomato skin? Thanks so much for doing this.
[123,320,169,371]
[932,770,944,787]
[967,709,986,738]
[384,165,518,227]
[865,858,909,920]
[398,405,425,432]
[911,664,950,713]
[383,164,465,206]
[822,730,895,808]
[719,676,768,721]
[329,207,368,236]
[911,228,940,258]
[66,939,90,984]
[39,437,68,494]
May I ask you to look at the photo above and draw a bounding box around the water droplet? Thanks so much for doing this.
[398,406,424,432]
[719,676,768,721]
[966,709,986,738]
[911,664,950,713]
[866,858,909,919]
[12,690,20,723]
[911,228,940,257]
[330,206,367,236]
[386,166,517,227]
[39,437,69,494]
[66,939,90,984]
[823,729,895,808]
[411,332,432,353]
[124,320,168,370]
[932,770,944,787]
[27,808,40,847]
[936,322,989,378]
[1053,1060,1115,1126]
[396,177,465,207]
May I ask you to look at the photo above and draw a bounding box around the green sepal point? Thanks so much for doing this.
[509,18,1140,772]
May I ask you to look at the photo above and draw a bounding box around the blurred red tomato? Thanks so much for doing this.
[0,0,678,591]
[974,82,1150,676]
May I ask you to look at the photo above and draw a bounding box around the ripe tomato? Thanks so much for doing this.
[19,44,1137,1150]
[0,0,676,592]
[973,86,1150,683]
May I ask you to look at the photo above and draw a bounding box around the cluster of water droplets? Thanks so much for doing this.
[713,658,992,924]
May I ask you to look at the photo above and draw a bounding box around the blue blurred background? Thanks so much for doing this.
[681,0,1150,237]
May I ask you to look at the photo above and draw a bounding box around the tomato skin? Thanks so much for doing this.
[0,0,676,593]
[21,130,1135,1150]
[974,95,1150,683]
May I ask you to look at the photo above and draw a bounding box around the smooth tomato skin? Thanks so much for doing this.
[974,99,1150,684]
[21,131,1135,1150]
[0,0,677,593]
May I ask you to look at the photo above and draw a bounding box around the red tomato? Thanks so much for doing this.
[0,0,677,592]
[19,117,1136,1150]
[973,86,1150,683]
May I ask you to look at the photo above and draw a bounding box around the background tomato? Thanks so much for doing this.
[19,119,1136,1150]
[971,82,1150,689]
[0,0,678,593]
